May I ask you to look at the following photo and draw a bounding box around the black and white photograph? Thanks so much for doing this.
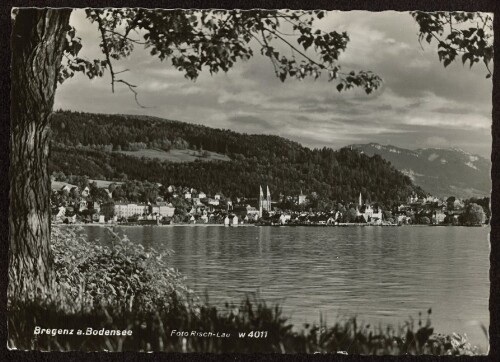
[7,6,494,355]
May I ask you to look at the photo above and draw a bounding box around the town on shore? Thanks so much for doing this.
[50,173,489,227]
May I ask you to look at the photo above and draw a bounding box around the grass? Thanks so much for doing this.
[118,148,230,163]
[88,179,124,188]
[7,226,483,354]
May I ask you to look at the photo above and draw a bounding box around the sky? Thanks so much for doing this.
[54,10,493,158]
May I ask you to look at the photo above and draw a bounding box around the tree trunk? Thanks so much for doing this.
[9,9,71,301]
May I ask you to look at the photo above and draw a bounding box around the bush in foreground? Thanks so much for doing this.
[7,226,482,354]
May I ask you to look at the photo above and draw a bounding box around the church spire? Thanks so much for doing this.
[259,185,264,218]
[359,192,362,207]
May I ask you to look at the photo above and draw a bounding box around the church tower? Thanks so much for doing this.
[259,185,264,217]
[266,185,271,211]
[359,192,362,207]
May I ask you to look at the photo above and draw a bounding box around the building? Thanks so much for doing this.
[81,186,90,198]
[279,214,291,224]
[114,203,148,218]
[356,194,382,223]
[192,197,203,206]
[78,199,88,211]
[408,193,419,204]
[208,198,220,206]
[198,192,207,199]
[433,210,446,224]
[365,205,383,221]
[453,199,465,209]
[424,195,439,203]
[298,190,307,205]
[184,192,192,199]
[88,201,100,213]
[151,202,175,217]
[51,180,78,193]
[362,205,383,222]
[259,185,272,217]
[246,205,260,220]
[54,206,66,222]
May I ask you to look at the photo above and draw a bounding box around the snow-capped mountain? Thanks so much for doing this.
[349,143,491,199]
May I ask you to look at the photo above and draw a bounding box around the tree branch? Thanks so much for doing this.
[104,29,147,45]
[115,79,147,108]
[263,28,325,70]
[96,13,147,106]
[257,30,279,76]
[484,61,492,77]
[96,14,116,93]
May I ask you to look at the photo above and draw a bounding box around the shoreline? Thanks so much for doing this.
[55,223,488,228]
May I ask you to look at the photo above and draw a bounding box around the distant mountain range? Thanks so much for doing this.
[349,143,491,199]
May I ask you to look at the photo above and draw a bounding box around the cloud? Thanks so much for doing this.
[53,9,492,158]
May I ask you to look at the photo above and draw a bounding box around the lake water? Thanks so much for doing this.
[84,225,490,351]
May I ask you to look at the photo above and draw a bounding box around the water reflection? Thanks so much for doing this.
[84,225,489,350]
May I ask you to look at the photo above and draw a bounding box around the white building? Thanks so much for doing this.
[208,198,220,206]
[114,203,148,218]
[81,186,90,198]
[408,193,419,204]
[151,202,175,217]
[55,206,66,222]
[279,214,291,224]
[246,205,259,220]
[362,205,383,222]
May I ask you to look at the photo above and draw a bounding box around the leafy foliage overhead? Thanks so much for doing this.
[59,8,383,103]
[411,11,493,78]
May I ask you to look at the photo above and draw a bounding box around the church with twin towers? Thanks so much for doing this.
[259,185,272,217]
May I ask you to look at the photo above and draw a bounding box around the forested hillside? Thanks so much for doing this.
[49,111,425,206]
